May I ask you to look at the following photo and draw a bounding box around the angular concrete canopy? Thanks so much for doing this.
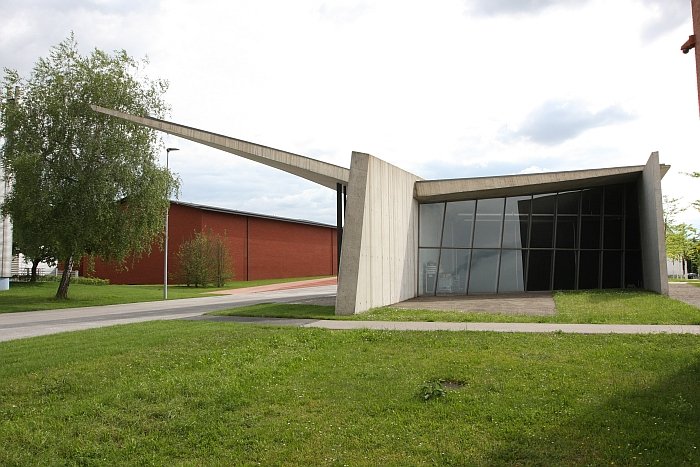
[91,105,349,190]
[91,106,670,314]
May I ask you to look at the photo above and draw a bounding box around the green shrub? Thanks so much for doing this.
[34,275,109,285]
[72,276,110,286]
[177,229,233,287]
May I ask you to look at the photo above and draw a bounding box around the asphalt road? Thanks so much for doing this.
[0,285,337,342]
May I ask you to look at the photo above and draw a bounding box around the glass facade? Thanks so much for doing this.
[418,183,643,295]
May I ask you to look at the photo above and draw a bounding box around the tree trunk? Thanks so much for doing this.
[55,255,73,300]
[30,262,39,283]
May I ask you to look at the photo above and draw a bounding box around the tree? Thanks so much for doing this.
[666,222,699,277]
[177,231,212,288]
[4,151,57,282]
[177,230,233,287]
[0,34,177,298]
[210,232,232,287]
[688,172,700,213]
[664,196,700,277]
[663,196,685,232]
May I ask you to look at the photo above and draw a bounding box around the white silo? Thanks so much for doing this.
[0,163,11,290]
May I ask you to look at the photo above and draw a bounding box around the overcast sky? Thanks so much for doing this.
[2,0,699,227]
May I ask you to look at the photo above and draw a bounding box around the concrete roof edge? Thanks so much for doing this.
[171,200,336,229]
[417,164,646,185]
[90,105,350,189]
[351,151,424,180]
[415,162,669,202]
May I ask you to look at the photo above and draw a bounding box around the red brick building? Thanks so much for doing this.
[89,201,338,284]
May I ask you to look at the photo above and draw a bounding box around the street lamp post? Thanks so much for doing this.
[164,147,179,300]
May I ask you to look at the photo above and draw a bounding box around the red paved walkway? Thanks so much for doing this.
[209,276,337,295]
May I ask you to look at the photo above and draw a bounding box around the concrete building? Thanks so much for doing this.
[88,200,338,284]
[91,105,669,315]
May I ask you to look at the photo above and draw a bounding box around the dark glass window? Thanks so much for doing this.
[420,203,444,247]
[418,181,641,296]
[580,217,601,249]
[502,216,529,249]
[473,198,504,248]
[468,249,500,294]
[505,196,531,216]
[436,249,471,295]
[602,251,622,288]
[442,201,475,248]
[556,216,578,249]
[603,216,623,249]
[581,188,602,215]
[530,217,554,248]
[527,250,552,291]
[626,184,639,218]
[554,251,577,290]
[579,251,600,289]
[532,193,556,215]
[624,252,643,289]
[418,248,440,296]
[625,216,641,250]
[499,249,526,293]
[604,185,624,215]
[557,191,580,215]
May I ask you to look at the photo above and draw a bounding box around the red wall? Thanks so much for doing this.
[89,203,337,284]
[247,217,337,280]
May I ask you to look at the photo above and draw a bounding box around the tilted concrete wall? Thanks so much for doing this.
[638,151,669,295]
[336,152,421,315]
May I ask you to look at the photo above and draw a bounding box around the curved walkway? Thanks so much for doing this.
[668,281,700,308]
[208,277,337,295]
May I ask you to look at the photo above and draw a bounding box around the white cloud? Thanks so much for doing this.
[318,1,369,24]
[466,0,585,16]
[519,166,551,175]
[500,100,634,146]
[638,0,688,42]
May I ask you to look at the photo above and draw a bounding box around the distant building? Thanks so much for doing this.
[11,254,56,277]
[87,200,338,284]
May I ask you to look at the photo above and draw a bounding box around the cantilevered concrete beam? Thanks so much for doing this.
[415,164,670,203]
[91,105,350,190]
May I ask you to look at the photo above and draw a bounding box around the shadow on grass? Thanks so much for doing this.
[210,303,337,319]
[484,357,700,465]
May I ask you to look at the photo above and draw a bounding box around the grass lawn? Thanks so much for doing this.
[212,289,700,325]
[0,321,698,465]
[0,276,329,314]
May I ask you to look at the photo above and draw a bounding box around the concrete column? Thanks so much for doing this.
[0,165,12,291]
[638,151,668,295]
[336,152,421,315]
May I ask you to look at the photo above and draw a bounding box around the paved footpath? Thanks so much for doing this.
[668,281,700,308]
